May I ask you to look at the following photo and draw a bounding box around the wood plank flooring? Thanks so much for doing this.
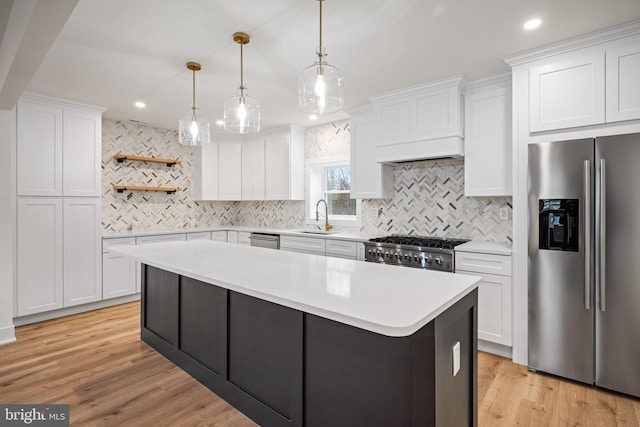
[1,302,639,426]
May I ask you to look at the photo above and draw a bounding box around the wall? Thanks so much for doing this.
[102,119,237,233]
[0,109,16,344]
[103,119,512,243]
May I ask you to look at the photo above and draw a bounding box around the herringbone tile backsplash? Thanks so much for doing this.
[102,119,512,243]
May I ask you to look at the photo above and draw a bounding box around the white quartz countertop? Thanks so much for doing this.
[103,226,379,243]
[111,240,480,337]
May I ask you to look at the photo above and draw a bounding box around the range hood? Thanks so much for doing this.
[375,135,464,164]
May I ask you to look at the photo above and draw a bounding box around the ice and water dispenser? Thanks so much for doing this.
[538,199,579,252]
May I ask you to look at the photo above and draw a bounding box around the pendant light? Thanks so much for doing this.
[224,32,260,134]
[178,62,211,146]
[299,0,343,115]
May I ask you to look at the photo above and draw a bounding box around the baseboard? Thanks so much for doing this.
[0,324,16,345]
[13,294,141,327]
[478,339,513,359]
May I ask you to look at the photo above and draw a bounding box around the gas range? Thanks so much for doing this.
[364,235,470,272]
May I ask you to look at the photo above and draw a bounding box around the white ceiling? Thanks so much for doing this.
[24,0,640,132]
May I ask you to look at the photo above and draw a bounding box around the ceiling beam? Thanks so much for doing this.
[0,0,78,110]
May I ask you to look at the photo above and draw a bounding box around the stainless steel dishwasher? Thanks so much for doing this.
[248,232,280,249]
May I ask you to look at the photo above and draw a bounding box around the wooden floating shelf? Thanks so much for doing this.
[113,185,182,194]
[114,154,182,166]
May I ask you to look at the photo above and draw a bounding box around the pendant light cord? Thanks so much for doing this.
[240,42,245,95]
[192,68,196,115]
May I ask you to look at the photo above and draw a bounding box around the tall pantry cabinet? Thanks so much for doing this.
[16,94,104,316]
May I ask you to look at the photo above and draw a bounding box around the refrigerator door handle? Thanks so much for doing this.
[584,160,591,310]
[600,158,606,312]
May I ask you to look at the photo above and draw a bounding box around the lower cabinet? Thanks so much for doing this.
[17,197,101,316]
[325,239,357,259]
[102,237,136,299]
[280,236,326,255]
[455,249,512,349]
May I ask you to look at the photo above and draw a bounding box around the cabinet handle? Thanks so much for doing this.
[600,159,606,312]
[584,160,591,310]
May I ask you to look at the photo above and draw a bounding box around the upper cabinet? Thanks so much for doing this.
[349,105,393,199]
[242,137,265,200]
[464,74,512,197]
[370,76,465,163]
[264,125,305,200]
[526,34,640,133]
[192,125,304,201]
[17,94,103,197]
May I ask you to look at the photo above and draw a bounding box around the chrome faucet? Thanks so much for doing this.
[315,199,333,232]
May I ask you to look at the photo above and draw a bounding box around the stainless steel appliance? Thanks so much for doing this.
[249,232,280,250]
[528,134,640,398]
[364,235,469,272]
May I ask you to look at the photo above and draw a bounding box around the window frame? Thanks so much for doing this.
[305,155,361,227]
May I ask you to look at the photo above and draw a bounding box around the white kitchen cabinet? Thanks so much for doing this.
[370,76,465,163]
[192,143,219,200]
[349,105,393,199]
[17,198,63,315]
[529,52,606,132]
[16,102,62,196]
[606,42,640,123]
[238,231,251,245]
[62,109,102,197]
[265,126,304,200]
[280,235,326,255]
[17,94,103,197]
[241,137,265,200]
[63,198,102,307]
[227,231,239,244]
[356,242,365,261]
[455,250,512,348]
[325,239,357,260]
[17,197,102,315]
[218,140,242,200]
[186,231,212,240]
[211,230,228,242]
[464,75,512,197]
[102,237,136,299]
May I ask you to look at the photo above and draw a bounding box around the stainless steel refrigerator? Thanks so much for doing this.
[528,133,640,398]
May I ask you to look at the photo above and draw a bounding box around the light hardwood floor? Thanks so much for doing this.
[1,302,639,426]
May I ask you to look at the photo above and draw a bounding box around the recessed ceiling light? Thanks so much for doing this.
[309,114,318,120]
[134,101,146,108]
[216,119,224,126]
[524,18,542,30]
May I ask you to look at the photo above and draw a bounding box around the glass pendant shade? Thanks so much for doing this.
[223,87,260,134]
[299,50,343,115]
[178,108,210,146]
[178,62,210,146]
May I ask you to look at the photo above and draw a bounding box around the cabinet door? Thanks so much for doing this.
[325,239,357,259]
[192,143,219,200]
[227,231,239,244]
[465,272,512,346]
[280,236,326,255]
[63,110,101,196]
[529,52,605,132]
[63,198,102,307]
[218,141,242,200]
[464,85,512,196]
[350,108,393,199]
[211,230,228,242]
[143,265,179,346]
[17,102,63,196]
[265,133,291,200]
[102,237,136,299]
[241,137,265,200]
[17,198,63,315]
[606,43,640,123]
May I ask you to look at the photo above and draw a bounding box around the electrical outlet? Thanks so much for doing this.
[452,341,461,376]
[499,207,509,221]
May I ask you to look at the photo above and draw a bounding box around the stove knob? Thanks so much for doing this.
[404,254,409,260]
[385,252,390,258]
[425,256,433,264]
[414,255,420,262]
[395,253,401,260]
[435,256,443,265]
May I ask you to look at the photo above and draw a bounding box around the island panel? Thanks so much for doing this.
[143,265,179,345]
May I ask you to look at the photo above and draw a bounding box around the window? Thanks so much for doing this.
[307,156,361,226]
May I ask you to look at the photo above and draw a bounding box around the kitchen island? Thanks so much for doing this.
[111,240,479,427]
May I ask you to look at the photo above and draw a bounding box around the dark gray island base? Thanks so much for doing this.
[141,264,478,427]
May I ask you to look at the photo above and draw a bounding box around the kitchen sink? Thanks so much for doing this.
[295,230,339,235]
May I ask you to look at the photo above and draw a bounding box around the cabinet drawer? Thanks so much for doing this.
[186,231,212,241]
[136,233,186,245]
[280,236,326,255]
[325,239,357,259]
[102,237,136,253]
[455,251,511,276]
